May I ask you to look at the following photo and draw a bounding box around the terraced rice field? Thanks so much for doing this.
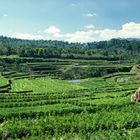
[0,71,140,139]
[0,76,8,87]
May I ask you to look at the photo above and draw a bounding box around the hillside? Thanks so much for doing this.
[0,37,140,139]
[0,70,140,139]
[0,36,140,60]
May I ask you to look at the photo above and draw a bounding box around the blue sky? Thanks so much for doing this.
[0,0,140,42]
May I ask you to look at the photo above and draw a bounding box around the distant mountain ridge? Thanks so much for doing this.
[127,38,140,41]
[0,35,140,46]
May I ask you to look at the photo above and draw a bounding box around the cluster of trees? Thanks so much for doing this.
[0,36,140,60]
[61,66,131,79]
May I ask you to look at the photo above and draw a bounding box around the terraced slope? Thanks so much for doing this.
[0,76,10,92]
[0,72,140,139]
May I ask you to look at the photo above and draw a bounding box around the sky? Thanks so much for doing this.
[0,0,140,42]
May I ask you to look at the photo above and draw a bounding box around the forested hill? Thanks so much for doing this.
[0,36,140,60]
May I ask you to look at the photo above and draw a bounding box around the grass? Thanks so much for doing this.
[1,68,140,139]
[0,75,9,87]
[11,77,83,93]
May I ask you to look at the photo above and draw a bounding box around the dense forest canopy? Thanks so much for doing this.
[0,36,140,60]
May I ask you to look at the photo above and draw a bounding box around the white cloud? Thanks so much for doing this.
[98,22,140,40]
[85,24,95,29]
[9,22,140,42]
[37,30,41,34]
[3,14,8,17]
[84,13,97,17]
[11,32,44,40]
[65,30,94,42]
[44,26,60,34]
[71,3,77,7]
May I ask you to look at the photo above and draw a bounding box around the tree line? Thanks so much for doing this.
[0,36,140,60]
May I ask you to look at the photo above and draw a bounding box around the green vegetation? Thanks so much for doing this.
[0,36,140,60]
[0,37,140,139]
[0,76,9,93]
[0,71,140,139]
[11,77,82,93]
[0,76,8,87]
